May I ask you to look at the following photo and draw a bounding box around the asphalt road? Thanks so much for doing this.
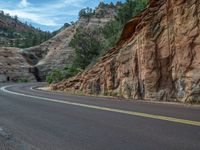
[0,83,200,150]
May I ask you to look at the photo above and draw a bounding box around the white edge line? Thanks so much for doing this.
[1,85,200,127]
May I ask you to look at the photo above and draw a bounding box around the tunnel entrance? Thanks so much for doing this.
[34,67,42,82]
[29,67,42,82]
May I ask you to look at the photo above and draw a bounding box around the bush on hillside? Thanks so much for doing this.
[17,78,29,83]
[79,7,95,19]
[63,65,81,79]
[46,65,81,84]
[46,69,64,84]
[69,29,102,69]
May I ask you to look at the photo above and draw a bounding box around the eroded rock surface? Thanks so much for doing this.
[53,0,200,103]
[0,47,35,82]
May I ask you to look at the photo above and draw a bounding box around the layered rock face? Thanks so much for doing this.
[23,4,117,80]
[53,0,200,103]
[78,4,117,30]
[0,47,35,82]
[22,26,76,80]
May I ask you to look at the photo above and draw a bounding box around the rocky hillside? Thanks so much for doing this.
[52,0,200,103]
[22,25,76,80]
[0,11,52,48]
[0,47,35,82]
[23,3,118,80]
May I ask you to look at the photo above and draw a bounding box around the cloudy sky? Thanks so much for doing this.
[0,0,124,31]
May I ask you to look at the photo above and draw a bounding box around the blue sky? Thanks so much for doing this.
[0,0,124,32]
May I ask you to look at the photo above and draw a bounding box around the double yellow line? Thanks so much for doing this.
[1,85,200,127]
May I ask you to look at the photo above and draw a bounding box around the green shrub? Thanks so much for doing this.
[79,7,95,20]
[46,65,81,84]
[17,78,29,83]
[69,29,103,69]
[46,69,64,84]
[102,20,123,49]
[63,65,81,78]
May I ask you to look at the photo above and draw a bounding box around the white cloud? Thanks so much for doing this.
[0,0,100,31]
[63,0,85,5]
[42,0,86,9]
[18,0,30,8]
[2,9,59,26]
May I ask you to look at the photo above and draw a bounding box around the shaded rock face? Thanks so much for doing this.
[0,48,35,82]
[53,0,200,103]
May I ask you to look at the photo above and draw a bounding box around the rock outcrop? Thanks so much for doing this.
[0,47,35,82]
[52,0,200,103]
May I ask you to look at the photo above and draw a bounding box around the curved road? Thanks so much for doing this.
[0,83,200,150]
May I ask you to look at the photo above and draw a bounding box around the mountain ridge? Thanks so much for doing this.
[0,10,52,48]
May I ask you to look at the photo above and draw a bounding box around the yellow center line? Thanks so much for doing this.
[1,85,200,127]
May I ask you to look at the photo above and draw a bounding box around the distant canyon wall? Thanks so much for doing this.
[0,47,35,82]
[22,4,118,80]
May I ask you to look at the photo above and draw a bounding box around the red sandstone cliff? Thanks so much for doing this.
[52,0,200,103]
